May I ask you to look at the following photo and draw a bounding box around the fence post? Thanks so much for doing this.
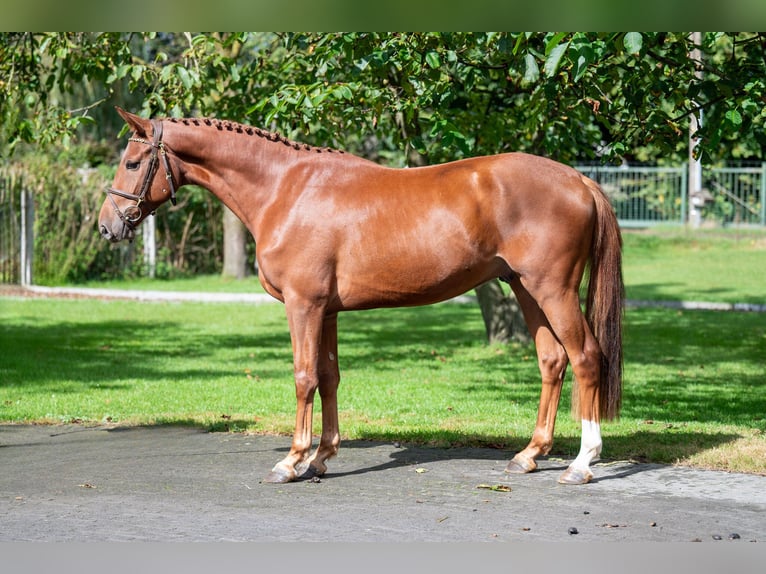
[680,163,688,225]
[143,213,156,278]
[20,188,33,286]
[687,32,703,228]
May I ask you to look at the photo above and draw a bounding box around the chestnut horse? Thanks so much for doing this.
[99,108,623,485]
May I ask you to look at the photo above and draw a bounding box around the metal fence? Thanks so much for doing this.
[0,173,34,285]
[577,165,688,227]
[577,163,766,228]
[703,165,766,227]
[0,174,21,284]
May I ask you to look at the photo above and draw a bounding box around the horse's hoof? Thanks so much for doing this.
[263,466,296,484]
[505,454,537,474]
[299,464,325,480]
[558,466,593,485]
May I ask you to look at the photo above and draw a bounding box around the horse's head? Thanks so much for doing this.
[98,107,178,242]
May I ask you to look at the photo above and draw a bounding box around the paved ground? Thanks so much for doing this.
[1,423,763,542]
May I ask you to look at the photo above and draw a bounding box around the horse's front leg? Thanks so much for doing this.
[303,313,341,478]
[263,302,325,484]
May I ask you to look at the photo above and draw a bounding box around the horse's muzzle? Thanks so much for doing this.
[99,221,135,243]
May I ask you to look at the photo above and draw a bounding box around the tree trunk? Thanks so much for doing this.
[221,205,248,279]
[475,279,530,345]
[212,34,250,281]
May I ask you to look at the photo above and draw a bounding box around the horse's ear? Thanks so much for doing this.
[115,106,150,138]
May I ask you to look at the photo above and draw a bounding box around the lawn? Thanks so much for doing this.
[1,229,765,474]
[622,228,766,304]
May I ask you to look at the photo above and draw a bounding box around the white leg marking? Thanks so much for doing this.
[571,419,602,472]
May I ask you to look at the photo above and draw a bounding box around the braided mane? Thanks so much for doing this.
[167,117,343,154]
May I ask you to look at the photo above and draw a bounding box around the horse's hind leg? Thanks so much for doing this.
[532,287,603,485]
[505,280,569,474]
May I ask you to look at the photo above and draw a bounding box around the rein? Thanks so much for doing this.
[106,119,177,230]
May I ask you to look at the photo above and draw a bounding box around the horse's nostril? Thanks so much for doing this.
[100,224,111,239]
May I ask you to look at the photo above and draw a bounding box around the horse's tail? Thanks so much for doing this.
[581,176,624,420]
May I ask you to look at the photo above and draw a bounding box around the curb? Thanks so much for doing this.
[21,285,276,304]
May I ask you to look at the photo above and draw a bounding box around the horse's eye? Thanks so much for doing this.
[126,161,140,171]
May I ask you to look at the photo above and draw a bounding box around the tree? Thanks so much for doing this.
[3,32,765,341]
[5,32,764,170]
[254,33,766,163]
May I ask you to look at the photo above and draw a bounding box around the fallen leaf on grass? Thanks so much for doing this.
[476,484,511,492]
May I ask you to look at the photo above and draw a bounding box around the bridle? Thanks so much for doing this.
[106,119,177,230]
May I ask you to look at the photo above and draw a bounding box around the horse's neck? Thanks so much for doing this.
[166,121,301,231]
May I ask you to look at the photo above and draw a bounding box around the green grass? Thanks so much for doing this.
[76,274,267,293]
[622,228,766,304]
[1,296,764,474]
[2,229,765,474]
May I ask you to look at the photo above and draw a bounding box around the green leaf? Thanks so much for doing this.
[425,51,441,69]
[177,67,192,90]
[623,32,643,55]
[573,46,594,83]
[724,109,742,127]
[543,42,569,78]
[523,54,539,83]
[545,33,568,56]
[611,141,627,155]
[160,65,175,83]
[512,33,525,56]
[107,64,131,84]
[410,135,427,154]
[131,65,144,82]
[333,85,353,101]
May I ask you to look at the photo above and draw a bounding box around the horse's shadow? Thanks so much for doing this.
[270,435,732,484]
[271,438,655,483]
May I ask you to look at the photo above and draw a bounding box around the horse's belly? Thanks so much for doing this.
[334,250,502,310]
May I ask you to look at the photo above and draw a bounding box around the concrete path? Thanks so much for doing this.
[1,424,763,542]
